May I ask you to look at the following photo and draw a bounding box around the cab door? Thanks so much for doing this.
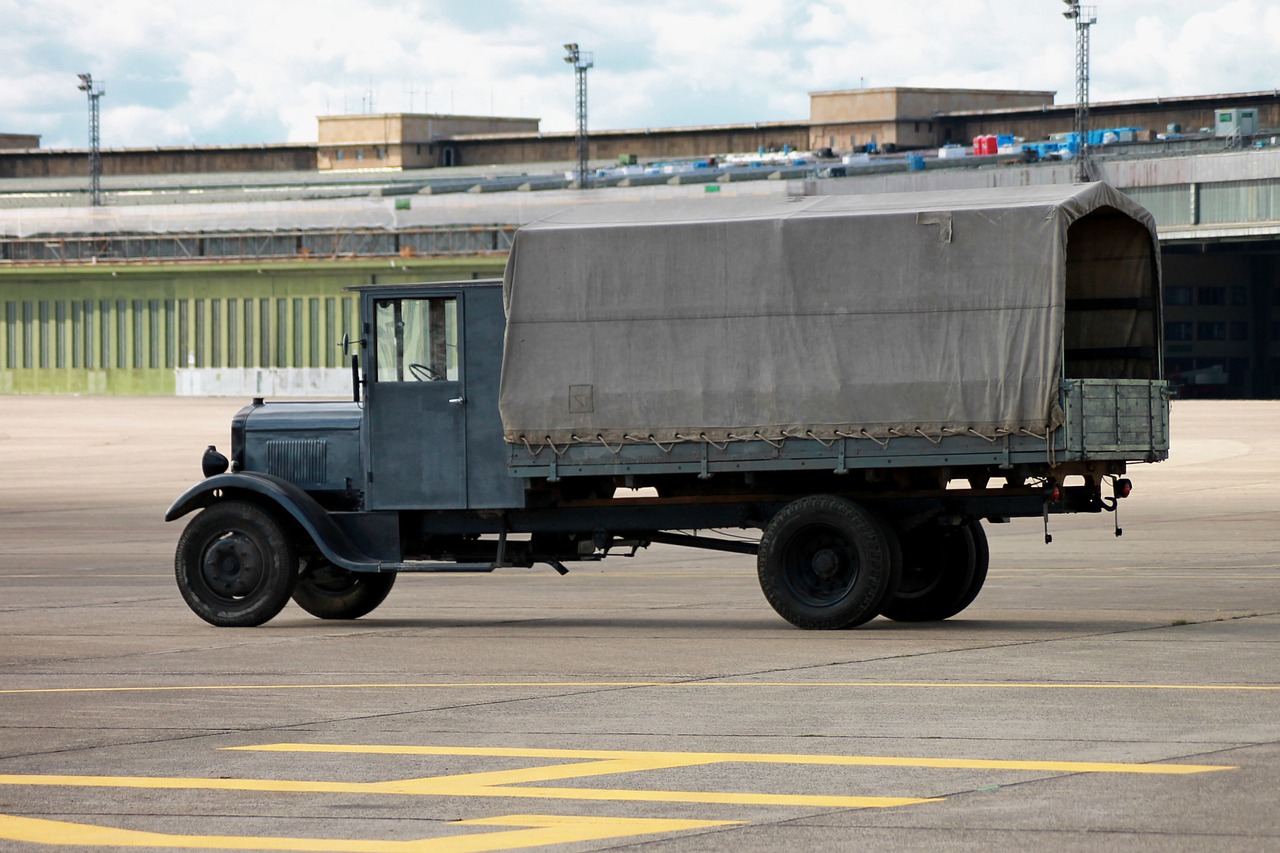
[364,291,467,509]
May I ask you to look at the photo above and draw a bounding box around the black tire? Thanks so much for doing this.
[292,557,396,620]
[881,520,989,622]
[952,520,990,615]
[880,523,975,622]
[758,495,900,630]
[175,501,297,627]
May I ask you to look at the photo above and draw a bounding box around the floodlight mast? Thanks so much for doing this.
[77,73,105,206]
[563,43,593,189]
[1062,1,1097,182]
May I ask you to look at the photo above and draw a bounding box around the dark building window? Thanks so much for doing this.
[1230,286,1249,305]
[1166,286,1192,305]
[1166,321,1194,341]
[1198,286,1226,305]
[1229,322,1249,341]
[1197,321,1227,341]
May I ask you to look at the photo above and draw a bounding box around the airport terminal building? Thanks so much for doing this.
[2,85,1280,397]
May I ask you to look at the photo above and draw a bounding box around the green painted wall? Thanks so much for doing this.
[0,258,506,394]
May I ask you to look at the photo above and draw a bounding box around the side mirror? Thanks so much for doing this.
[339,333,367,403]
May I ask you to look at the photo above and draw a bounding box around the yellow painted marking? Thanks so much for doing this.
[354,750,931,808]
[3,680,1276,696]
[0,742,1230,817]
[236,743,1235,776]
[991,565,1280,572]
[1,573,155,578]
[0,743,947,809]
[0,771,933,810]
[0,812,737,852]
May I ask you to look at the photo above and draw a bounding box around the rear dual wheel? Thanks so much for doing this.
[757,496,901,629]
[880,520,989,622]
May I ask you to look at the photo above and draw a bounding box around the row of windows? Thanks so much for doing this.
[1165,285,1250,306]
[334,147,386,162]
[1164,284,1280,307]
[1168,320,1280,342]
[1165,321,1250,342]
[2,296,357,372]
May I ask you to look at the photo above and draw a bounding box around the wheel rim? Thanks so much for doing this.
[201,531,266,599]
[894,565,944,599]
[895,538,949,599]
[781,525,858,607]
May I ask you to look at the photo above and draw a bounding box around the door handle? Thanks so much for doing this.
[449,396,466,405]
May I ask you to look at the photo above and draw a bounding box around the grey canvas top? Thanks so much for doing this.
[499,182,1161,446]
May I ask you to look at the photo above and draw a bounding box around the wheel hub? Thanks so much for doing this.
[202,533,264,596]
[811,548,840,580]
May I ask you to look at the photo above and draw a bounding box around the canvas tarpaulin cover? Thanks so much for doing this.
[499,182,1160,446]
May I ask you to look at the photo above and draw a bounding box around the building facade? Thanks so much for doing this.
[317,114,540,171]
[6,88,1280,179]
[808,87,1056,151]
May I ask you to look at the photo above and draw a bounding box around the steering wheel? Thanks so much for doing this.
[408,362,442,381]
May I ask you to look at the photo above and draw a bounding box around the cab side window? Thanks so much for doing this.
[374,296,459,382]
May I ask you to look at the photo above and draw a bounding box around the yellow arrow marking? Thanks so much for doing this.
[0,771,933,810]
[0,812,738,852]
[0,742,1231,816]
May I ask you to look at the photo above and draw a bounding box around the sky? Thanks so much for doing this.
[3,0,1278,150]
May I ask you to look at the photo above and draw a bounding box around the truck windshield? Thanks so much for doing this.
[374,296,459,382]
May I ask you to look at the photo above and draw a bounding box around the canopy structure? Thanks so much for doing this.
[499,182,1161,446]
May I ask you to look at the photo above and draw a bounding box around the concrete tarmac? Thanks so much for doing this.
[0,396,1276,851]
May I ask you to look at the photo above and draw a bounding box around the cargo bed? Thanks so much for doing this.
[508,379,1170,481]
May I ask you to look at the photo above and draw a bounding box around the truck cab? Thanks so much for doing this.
[358,282,522,512]
[167,280,538,626]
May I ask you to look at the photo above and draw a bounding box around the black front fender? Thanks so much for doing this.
[165,472,385,573]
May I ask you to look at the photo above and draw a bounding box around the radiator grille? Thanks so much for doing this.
[265,439,328,485]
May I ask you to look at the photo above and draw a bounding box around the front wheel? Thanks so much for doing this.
[757,495,900,630]
[175,501,297,627]
[292,557,396,620]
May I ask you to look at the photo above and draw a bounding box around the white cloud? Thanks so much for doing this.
[2,0,1276,150]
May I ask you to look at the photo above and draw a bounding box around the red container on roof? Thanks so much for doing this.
[973,135,998,156]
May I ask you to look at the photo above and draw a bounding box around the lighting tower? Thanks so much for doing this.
[563,43,593,189]
[77,73,105,206]
[1062,2,1097,182]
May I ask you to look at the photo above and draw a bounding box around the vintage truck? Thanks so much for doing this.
[167,182,1169,629]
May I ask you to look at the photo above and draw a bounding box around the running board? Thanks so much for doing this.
[375,558,570,575]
